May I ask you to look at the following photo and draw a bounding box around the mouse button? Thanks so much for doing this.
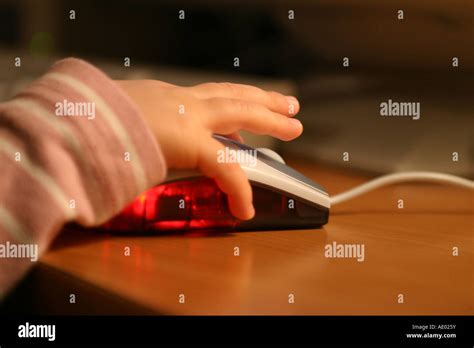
[213,134,327,195]
[254,156,328,195]
[256,148,286,164]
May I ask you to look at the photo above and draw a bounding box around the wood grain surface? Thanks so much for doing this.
[41,160,474,315]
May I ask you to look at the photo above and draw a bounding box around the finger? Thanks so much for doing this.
[197,137,254,220]
[204,98,303,141]
[221,132,245,143]
[190,82,299,116]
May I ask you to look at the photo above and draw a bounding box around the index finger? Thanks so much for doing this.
[190,82,300,117]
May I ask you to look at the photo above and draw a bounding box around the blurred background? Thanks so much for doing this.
[0,0,473,176]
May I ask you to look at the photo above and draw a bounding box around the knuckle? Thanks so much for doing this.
[232,99,251,114]
[215,98,252,116]
[193,82,218,97]
[220,82,242,98]
[268,91,284,106]
[251,86,267,99]
[198,82,218,90]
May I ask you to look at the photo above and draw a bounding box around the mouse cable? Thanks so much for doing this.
[330,171,474,205]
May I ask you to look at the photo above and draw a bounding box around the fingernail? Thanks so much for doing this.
[286,96,299,115]
[247,204,255,219]
[288,118,302,127]
[286,96,298,106]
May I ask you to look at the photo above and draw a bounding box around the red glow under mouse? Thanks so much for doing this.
[103,177,329,232]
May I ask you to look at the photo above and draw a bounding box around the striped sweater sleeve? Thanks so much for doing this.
[0,58,167,297]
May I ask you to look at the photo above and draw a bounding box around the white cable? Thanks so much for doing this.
[330,171,474,205]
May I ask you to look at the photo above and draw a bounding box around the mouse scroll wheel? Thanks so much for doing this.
[257,148,286,164]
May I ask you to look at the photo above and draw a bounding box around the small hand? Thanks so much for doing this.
[116,80,302,220]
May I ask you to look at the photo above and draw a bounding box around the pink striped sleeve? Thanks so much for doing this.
[0,58,167,297]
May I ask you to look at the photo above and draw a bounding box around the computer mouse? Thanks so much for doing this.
[104,135,330,232]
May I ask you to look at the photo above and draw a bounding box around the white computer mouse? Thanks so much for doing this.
[104,135,330,232]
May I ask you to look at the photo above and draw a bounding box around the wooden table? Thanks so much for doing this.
[24,160,474,315]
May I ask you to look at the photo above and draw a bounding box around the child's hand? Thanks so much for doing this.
[116,80,302,220]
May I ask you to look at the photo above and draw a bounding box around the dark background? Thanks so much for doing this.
[0,0,473,175]
[1,0,473,74]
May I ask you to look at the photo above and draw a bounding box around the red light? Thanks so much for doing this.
[104,178,236,232]
[103,178,329,232]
